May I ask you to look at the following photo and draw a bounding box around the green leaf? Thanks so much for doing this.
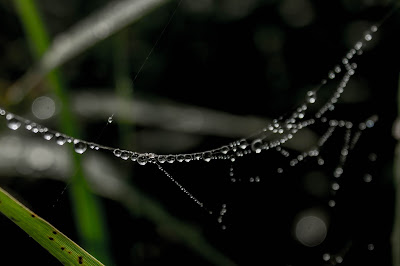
[0,187,104,266]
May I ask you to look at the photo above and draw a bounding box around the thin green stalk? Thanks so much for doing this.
[0,187,104,265]
[13,0,112,264]
[393,74,400,266]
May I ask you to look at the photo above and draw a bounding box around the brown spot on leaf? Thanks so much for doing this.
[78,256,83,264]
[68,251,72,254]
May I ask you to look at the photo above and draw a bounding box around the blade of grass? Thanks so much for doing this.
[0,187,104,266]
[7,0,170,104]
[13,0,112,264]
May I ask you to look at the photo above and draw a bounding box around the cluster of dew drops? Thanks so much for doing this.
[0,24,380,235]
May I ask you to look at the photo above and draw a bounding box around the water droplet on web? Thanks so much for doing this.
[328,200,336,207]
[239,139,248,149]
[6,115,21,130]
[74,140,87,154]
[131,153,138,162]
[371,25,378,32]
[334,65,341,73]
[355,41,363,50]
[368,243,375,251]
[107,115,113,124]
[277,168,283,173]
[365,33,372,41]
[176,154,185,162]
[184,154,192,162]
[221,146,229,154]
[42,132,54,140]
[56,135,66,145]
[137,154,148,165]
[335,256,343,263]
[328,71,335,79]
[323,253,330,261]
[251,139,263,153]
[167,155,176,163]
[306,91,316,104]
[157,155,166,163]
[332,182,340,191]
[120,151,130,160]
[113,149,122,157]
[202,152,212,162]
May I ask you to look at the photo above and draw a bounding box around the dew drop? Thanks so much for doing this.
[364,33,372,41]
[370,25,378,32]
[251,139,263,153]
[120,151,130,160]
[56,135,66,146]
[184,154,192,162]
[131,153,138,162]
[108,115,113,123]
[137,154,148,165]
[323,253,330,261]
[167,155,176,163]
[221,146,229,154]
[239,139,248,149]
[43,132,54,140]
[332,182,340,191]
[202,152,212,162]
[328,71,335,79]
[74,140,87,154]
[157,155,167,163]
[113,149,122,157]
[306,91,316,104]
[368,244,375,251]
[177,154,185,162]
[328,200,336,207]
[334,65,341,73]
[277,168,283,173]
[6,115,21,131]
[335,256,343,263]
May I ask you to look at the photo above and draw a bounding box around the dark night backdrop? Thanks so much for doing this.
[0,0,399,265]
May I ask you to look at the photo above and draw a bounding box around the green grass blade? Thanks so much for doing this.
[0,187,104,266]
[13,1,112,264]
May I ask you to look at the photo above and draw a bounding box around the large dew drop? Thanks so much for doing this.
[56,135,66,145]
[74,140,87,154]
[137,154,148,165]
[202,152,212,162]
[113,149,122,157]
[251,139,263,153]
[6,115,21,131]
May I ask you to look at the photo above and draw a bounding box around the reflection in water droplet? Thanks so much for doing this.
[137,154,148,165]
[121,151,130,160]
[43,132,54,140]
[74,140,87,154]
[113,149,122,157]
[158,155,167,163]
[167,155,176,163]
[184,154,192,162]
[56,135,66,145]
[221,146,229,154]
[131,153,138,162]
[202,152,212,162]
[251,139,263,153]
[6,115,21,131]
[306,91,316,104]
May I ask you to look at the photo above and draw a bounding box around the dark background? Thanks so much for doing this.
[0,0,400,265]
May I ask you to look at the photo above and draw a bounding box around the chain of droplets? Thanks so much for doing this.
[0,25,378,166]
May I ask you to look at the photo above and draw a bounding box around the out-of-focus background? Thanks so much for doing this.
[0,0,399,265]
